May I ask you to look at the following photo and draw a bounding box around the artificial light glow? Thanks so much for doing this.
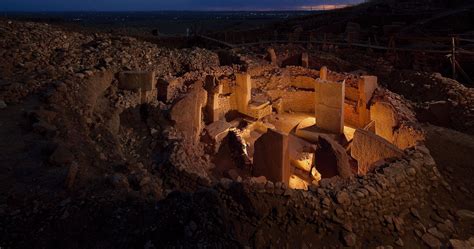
[289,175,309,190]
[299,4,351,11]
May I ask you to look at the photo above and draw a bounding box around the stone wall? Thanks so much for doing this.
[267,90,315,113]
[344,102,359,128]
[371,89,425,150]
[345,86,360,102]
[215,145,446,246]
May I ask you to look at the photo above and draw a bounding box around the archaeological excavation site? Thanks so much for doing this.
[1,0,474,248]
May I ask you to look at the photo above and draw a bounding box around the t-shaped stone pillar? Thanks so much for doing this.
[235,73,252,114]
[319,66,328,81]
[315,79,345,134]
[356,76,378,127]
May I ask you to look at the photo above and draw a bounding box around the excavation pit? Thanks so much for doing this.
[160,65,427,191]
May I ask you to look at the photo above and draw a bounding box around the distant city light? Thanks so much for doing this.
[299,4,351,11]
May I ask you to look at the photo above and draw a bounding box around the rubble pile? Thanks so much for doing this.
[389,71,474,134]
[0,20,219,103]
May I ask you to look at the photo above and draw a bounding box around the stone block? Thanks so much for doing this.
[253,129,290,185]
[118,71,155,91]
[359,76,378,105]
[315,79,345,134]
[351,129,403,175]
[205,120,232,142]
[370,101,397,143]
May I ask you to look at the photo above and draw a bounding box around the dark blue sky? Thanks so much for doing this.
[0,0,362,11]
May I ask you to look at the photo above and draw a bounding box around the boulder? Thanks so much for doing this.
[336,191,351,206]
[456,210,474,220]
[449,239,471,249]
[422,233,441,249]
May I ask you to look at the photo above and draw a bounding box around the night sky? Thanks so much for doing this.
[0,0,363,11]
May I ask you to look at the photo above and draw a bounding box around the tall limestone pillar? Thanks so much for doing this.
[319,66,328,80]
[315,79,345,134]
[235,73,251,114]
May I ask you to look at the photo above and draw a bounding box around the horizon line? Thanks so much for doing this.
[0,4,354,13]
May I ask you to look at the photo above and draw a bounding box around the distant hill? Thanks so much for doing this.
[257,0,474,37]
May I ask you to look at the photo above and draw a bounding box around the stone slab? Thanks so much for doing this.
[205,120,232,142]
[253,129,290,185]
[118,71,155,91]
[370,101,397,143]
[351,129,403,175]
[315,79,345,134]
[359,76,378,105]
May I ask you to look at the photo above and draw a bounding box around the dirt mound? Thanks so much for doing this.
[387,71,474,134]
